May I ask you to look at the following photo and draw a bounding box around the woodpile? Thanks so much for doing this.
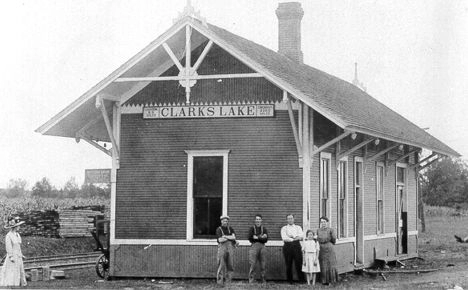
[58,209,103,238]
[17,210,60,238]
[11,206,106,238]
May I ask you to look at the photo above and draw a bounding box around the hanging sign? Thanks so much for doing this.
[143,104,274,119]
[84,169,111,184]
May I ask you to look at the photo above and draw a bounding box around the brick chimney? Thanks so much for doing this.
[276,2,304,63]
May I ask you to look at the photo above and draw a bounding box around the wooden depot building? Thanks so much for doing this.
[36,2,459,279]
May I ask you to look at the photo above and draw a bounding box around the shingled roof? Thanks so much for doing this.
[204,23,459,157]
[36,16,459,157]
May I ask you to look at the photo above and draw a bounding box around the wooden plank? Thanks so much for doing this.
[310,131,351,156]
[162,42,184,71]
[286,95,302,159]
[115,73,263,82]
[192,40,213,71]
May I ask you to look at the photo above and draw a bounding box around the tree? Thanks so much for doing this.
[5,178,28,198]
[63,177,80,198]
[421,158,468,207]
[31,177,54,198]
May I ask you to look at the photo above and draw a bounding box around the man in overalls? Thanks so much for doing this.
[216,215,236,285]
[248,214,268,284]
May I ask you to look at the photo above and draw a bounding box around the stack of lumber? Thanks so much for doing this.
[17,210,60,237]
[58,209,102,238]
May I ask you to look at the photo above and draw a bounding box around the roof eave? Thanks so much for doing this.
[347,125,461,158]
[35,17,194,136]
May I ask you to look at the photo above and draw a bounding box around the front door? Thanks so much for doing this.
[193,156,224,239]
[396,166,408,254]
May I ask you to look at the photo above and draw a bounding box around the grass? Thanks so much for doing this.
[13,205,468,289]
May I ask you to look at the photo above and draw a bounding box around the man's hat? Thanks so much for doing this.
[4,217,25,229]
[220,215,230,221]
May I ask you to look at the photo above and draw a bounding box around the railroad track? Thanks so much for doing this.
[1,252,101,271]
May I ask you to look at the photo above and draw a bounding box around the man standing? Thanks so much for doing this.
[248,214,268,284]
[216,215,236,285]
[281,214,304,283]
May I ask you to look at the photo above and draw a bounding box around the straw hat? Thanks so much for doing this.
[220,215,230,221]
[4,217,25,229]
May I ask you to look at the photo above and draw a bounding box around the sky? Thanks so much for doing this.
[0,0,467,189]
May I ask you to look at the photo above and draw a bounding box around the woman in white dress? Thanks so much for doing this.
[0,216,27,287]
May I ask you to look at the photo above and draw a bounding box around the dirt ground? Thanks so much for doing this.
[26,214,468,289]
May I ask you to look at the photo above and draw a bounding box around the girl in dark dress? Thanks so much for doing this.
[317,216,339,285]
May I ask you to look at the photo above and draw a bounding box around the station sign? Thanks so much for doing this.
[84,169,111,184]
[143,104,274,119]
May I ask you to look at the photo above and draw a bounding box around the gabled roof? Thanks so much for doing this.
[36,17,460,157]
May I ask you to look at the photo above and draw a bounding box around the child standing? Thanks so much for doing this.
[302,230,320,285]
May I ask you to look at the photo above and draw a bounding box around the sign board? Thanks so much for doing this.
[143,104,274,119]
[85,169,111,184]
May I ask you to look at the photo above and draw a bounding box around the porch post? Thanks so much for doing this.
[110,102,120,242]
[302,103,311,230]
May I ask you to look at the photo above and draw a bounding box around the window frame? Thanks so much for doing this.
[376,162,385,235]
[185,150,230,241]
[320,152,332,223]
[353,156,364,238]
[337,156,348,239]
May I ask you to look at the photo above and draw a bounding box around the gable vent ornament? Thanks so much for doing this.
[174,0,207,27]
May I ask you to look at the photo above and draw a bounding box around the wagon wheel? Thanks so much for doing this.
[95,254,109,279]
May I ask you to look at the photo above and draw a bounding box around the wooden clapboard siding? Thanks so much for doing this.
[408,234,418,254]
[110,243,354,278]
[115,111,302,240]
[384,164,396,235]
[364,237,396,266]
[406,166,417,231]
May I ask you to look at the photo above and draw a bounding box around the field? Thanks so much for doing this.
[8,206,468,289]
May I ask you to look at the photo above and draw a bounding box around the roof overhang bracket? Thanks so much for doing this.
[367,144,400,162]
[75,134,112,157]
[417,154,445,171]
[337,137,375,161]
[409,152,443,170]
[285,92,303,166]
[387,149,421,168]
[96,95,120,159]
[311,131,352,157]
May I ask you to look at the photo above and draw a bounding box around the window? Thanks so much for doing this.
[320,153,331,220]
[397,167,405,184]
[376,163,384,234]
[354,158,363,237]
[338,158,347,238]
[185,150,229,240]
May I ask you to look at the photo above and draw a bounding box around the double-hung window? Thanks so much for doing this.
[337,158,348,238]
[376,163,385,234]
[320,153,331,220]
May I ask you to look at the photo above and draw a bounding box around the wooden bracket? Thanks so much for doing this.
[96,96,120,159]
[286,93,303,164]
[387,149,421,167]
[411,153,445,171]
[76,134,112,157]
[310,131,352,157]
[367,144,399,162]
[409,153,437,169]
[337,138,374,161]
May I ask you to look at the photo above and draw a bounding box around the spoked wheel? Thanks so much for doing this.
[95,254,110,279]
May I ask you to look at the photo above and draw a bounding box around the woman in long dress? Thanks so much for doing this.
[0,216,27,287]
[317,216,339,285]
